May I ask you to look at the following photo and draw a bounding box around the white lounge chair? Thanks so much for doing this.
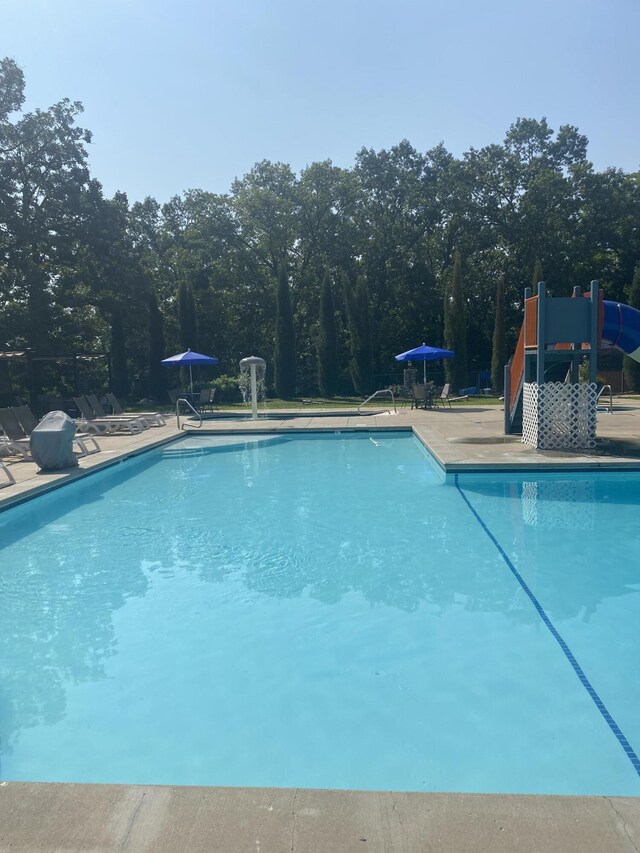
[106,393,166,426]
[86,394,151,429]
[0,460,15,487]
[435,383,469,408]
[0,408,34,459]
[73,397,144,435]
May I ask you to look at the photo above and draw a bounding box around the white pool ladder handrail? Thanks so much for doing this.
[597,384,613,413]
[176,398,203,430]
[358,389,397,415]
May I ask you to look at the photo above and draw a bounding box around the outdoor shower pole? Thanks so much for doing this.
[250,364,258,419]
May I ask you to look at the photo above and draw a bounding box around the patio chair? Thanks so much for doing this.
[12,405,101,457]
[105,393,167,426]
[196,388,217,412]
[411,384,426,410]
[73,397,144,435]
[168,388,201,410]
[436,383,469,408]
[394,385,413,409]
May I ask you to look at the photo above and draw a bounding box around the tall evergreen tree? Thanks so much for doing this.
[177,279,197,390]
[148,291,166,401]
[317,270,339,396]
[274,265,296,398]
[178,280,197,351]
[491,273,506,393]
[444,252,468,390]
[624,266,640,391]
[532,258,544,293]
[342,272,373,395]
[110,309,129,397]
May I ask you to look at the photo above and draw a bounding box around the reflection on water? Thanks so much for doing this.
[0,457,159,764]
[521,480,596,529]
[3,438,640,782]
[459,473,640,623]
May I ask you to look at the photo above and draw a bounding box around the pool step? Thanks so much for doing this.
[159,447,207,458]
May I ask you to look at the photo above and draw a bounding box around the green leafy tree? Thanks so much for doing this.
[0,57,92,398]
[2,60,640,405]
[317,270,339,396]
[624,266,640,391]
[444,252,468,390]
[274,265,296,397]
[491,274,507,392]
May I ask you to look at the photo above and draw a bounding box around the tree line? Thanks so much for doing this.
[1,57,639,402]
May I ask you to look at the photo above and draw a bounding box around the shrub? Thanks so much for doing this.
[209,374,243,403]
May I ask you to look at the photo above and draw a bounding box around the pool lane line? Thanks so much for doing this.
[454,473,640,778]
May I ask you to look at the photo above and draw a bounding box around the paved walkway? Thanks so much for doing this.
[2,401,640,851]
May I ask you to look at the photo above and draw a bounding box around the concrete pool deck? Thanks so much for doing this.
[5,399,640,509]
[3,400,640,851]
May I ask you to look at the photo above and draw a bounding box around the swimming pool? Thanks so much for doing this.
[1,431,640,795]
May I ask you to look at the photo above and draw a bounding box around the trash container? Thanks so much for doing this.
[30,410,79,471]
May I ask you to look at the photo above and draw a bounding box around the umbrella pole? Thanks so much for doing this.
[189,365,193,398]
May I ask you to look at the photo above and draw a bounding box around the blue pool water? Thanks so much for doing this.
[2,431,640,795]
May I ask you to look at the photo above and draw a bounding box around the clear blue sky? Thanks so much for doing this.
[3,0,639,203]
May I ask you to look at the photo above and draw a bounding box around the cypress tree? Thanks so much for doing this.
[532,258,544,292]
[491,273,507,393]
[274,265,296,398]
[178,280,197,352]
[443,279,453,385]
[178,280,197,389]
[356,275,373,394]
[443,252,468,391]
[624,266,640,391]
[110,309,129,398]
[317,270,339,397]
[148,291,166,401]
[343,272,373,395]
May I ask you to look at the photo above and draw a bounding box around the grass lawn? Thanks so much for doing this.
[131,394,503,414]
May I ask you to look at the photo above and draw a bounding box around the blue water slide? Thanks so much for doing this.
[602,301,640,363]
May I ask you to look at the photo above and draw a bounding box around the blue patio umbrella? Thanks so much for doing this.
[161,348,219,397]
[395,343,455,386]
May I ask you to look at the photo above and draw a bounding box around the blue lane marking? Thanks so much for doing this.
[454,473,640,778]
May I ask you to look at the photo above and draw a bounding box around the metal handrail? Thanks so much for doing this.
[358,389,397,415]
[176,398,203,430]
[597,384,613,413]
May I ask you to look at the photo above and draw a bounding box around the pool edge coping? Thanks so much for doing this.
[1,782,639,853]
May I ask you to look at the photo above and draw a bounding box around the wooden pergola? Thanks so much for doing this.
[0,349,111,405]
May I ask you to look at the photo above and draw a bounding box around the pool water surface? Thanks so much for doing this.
[1,432,640,795]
